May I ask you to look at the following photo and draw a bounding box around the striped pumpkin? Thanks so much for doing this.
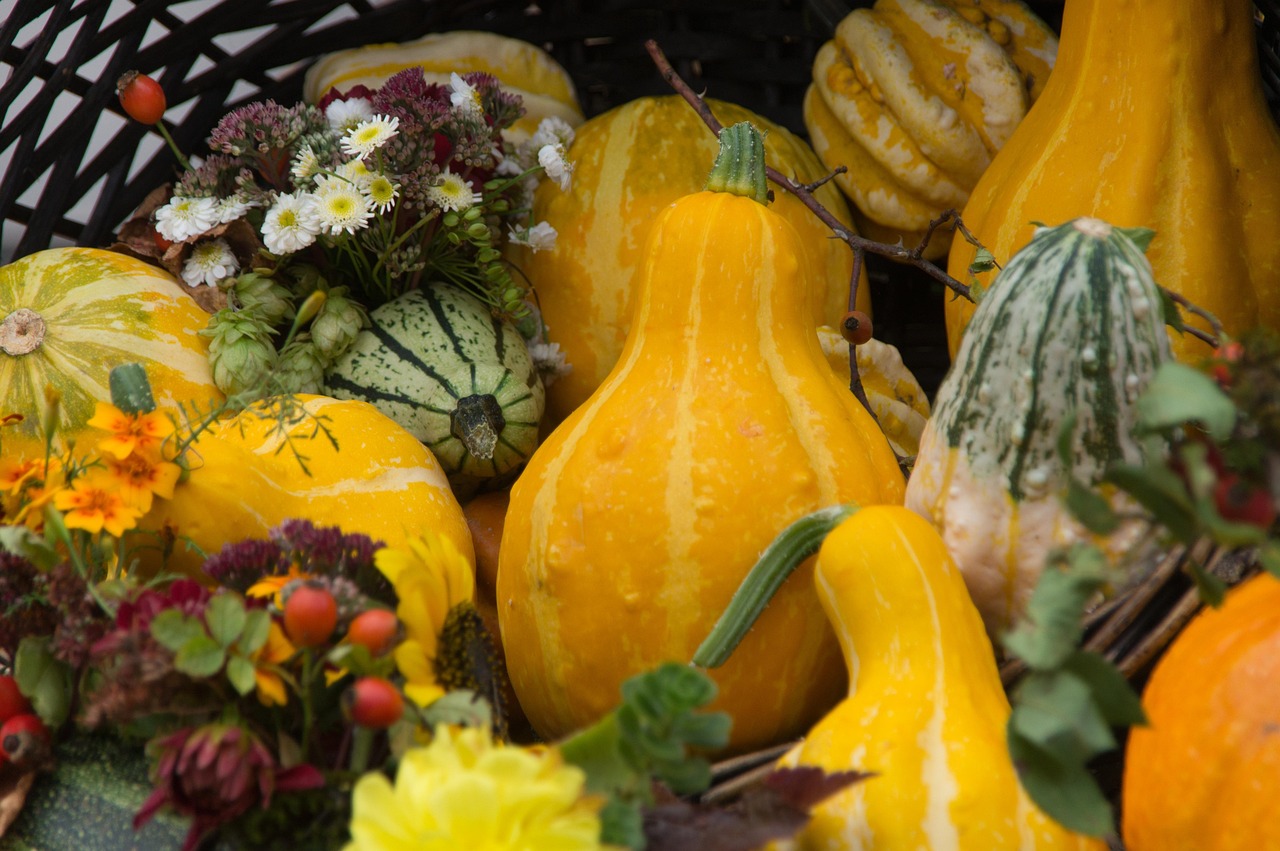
[774,505,1106,850]
[497,124,905,755]
[905,218,1171,638]
[323,285,544,490]
[136,394,474,579]
[302,30,583,143]
[0,247,221,445]
[513,95,872,427]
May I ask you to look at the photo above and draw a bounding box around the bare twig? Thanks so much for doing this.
[1160,287,1222,348]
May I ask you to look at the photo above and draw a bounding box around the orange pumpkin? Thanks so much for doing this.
[1122,571,1280,851]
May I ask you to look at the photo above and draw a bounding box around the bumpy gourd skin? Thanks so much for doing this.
[771,506,1105,851]
[497,188,905,755]
[947,0,1280,362]
[1123,572,1280,851]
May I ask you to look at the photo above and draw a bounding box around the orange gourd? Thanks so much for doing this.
[946,0,1280,362]
[1122,571,1280,851]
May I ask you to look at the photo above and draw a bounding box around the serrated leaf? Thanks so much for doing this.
[1008,727,1115,838]
[206,593,247,647]
[1137,362,1236,441]
[225,654,257,696]
[1060,650,1147,727]
[149,609,208,653]
[1115,225,1156,252]
[14,635,73,728]
[969,247,998,274]
[1010,670,1116,762]
[236,609,271,655]
[1185,559,1228,607]
[1064,478,1121,534]
[174,634,226,678]
[1002,545,1108,670]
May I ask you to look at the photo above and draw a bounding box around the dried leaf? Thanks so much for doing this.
[0,765,37,837]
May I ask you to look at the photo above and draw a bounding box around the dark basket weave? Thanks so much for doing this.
[2,0,1279,396]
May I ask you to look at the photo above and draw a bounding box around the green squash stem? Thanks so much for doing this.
[692,503,859,668]
[704,121,770,204]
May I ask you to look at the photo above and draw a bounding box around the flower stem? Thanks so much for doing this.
[155,120,193,173]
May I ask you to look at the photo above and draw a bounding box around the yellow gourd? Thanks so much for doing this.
[302,30,583,143]
[770,506,1105,850]
[497,124,904,755]
[946,0,1280,361]
[137,394,473,578]
[515,95,871,427]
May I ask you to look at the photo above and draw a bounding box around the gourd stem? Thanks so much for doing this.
[451,394,506,460]
[704,122,770,204]
[692,503,859,668]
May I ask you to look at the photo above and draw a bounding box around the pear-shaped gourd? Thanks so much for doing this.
[497,123,905,754]
[765,506,1106,850]
[946,0,1280,361]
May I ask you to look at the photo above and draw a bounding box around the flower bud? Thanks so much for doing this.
[275,337,328,394]
[309,288,366,361]
[232,273,295,326]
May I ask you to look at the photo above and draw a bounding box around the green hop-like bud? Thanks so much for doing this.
[275,336,328,394]
[309,287,367,361]
[203,309,280,396]
[232,272,295,326]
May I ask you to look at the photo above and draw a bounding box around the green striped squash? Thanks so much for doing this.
[0,248,222,447]
[322,284,544,488]
[904,217,1172,638]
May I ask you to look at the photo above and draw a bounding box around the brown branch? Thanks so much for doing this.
[1160,287,1222,348]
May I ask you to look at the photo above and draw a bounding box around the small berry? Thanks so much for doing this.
[1214,473,1277,529]
[1,713,50,768]
[839,310,874,346]
[0,675,32,726]
[344,676,405,729]
[345,609,402,657]
[1210,340,1244,388]
[283,581,339,648]
[116,70,167,125]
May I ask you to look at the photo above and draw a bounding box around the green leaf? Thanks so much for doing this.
[206,593,247,647]
[1010,670,1116,762]
[598,797,646,850]
[1064,478,1121,535]
[108,363,157,414]
[969,247,998,274]
[1002,545,1109,670]
[174,634,226,678]
[236,609,271,656]
[1185,559,1228,607]
[1060,650,1147,727]
[149,610,208,653]
[14,635,74,728]
[1115,225,1156,252]
[1260,540,1280,579]
[1008,726,1115,838]
[225,654,257,696]
[0,525,58,569]
[417,689,493,730]
[1136,361,1236,441]
[1158,287,1186,334]
[1103,463,1199,544]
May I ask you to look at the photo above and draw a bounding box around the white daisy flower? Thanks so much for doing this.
[261,192,321,255]
[528,340,572,388]
[427,170,483,213]
[529,116,575,152]
[154,195,218,242]
[181,238,239,287]
[212,194,254,225]
[291,143,322,185]
[337,158,374,188]
[312,183,373,235]
[508,221,557,253]
[325,96,374,133]
[449,72,483,116]
[365,174,400,214]
[538,143,574,192]
[341,114,399,160]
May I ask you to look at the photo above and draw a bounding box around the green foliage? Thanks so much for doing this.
[558,662,732,850]
[15,635,75,728]
[149,594,271,692]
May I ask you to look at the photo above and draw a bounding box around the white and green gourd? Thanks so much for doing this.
[905,217,1173,640]
[322,284,545,490]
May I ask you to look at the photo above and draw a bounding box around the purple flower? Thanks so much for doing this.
[134,722,325,851]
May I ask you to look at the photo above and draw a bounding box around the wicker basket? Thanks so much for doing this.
[1,0,1277,841]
